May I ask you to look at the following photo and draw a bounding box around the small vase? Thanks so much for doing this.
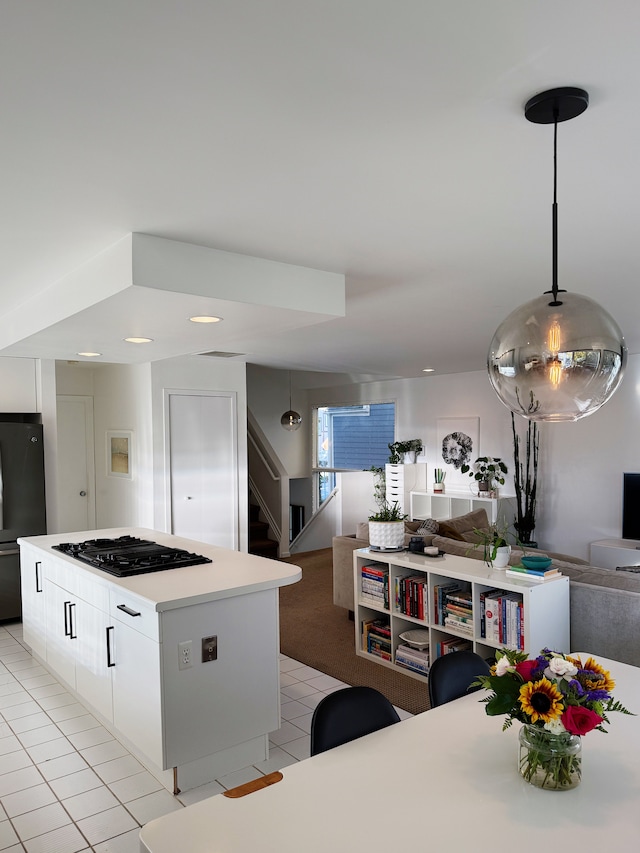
[433,482,444,493]
[492,545,511,569]
[518,724,582,790]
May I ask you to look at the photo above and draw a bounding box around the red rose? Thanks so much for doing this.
[515,659,539,681]
[562,705,603,736]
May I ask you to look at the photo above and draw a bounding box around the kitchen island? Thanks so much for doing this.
[18,528,301,793]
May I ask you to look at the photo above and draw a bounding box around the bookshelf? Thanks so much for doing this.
[409,489,516,526]
[353,548,570,683]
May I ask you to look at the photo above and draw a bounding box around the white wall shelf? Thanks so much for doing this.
[353,548,570,683]
[409,489,516,527]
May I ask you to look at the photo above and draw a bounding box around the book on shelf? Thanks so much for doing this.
[437,637,472,656]
[505,568,562,583]
[443,616,474,636]
[434,582,461,625]
[395,643,430,663]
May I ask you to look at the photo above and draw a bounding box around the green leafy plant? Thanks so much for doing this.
[461,455,508,489]
[366,465,386,512]
[467,522,509,566]
[388,439,423,463]
[368,500,407,522]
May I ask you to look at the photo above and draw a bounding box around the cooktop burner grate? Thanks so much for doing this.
[52,535,212,577]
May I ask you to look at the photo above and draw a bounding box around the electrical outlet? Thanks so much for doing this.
[178,640,192,670]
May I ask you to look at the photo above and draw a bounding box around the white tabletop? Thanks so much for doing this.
[139,654,640,853]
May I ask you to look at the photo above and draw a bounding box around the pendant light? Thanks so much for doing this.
[280,371,302,431]
[488,87,627,422]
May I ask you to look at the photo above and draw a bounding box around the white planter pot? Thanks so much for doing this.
[492,545,511,569]
[369,521,405,550]
[403,451,417,463]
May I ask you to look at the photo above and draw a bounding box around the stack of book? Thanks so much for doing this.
[395,643,430,676]
[395,574,428,620]
[480,589,524,649]
[505,564,562,583]
[435,637,472,656]
[433,581,462,625]
[362,618,391,660]
[443,588,473,636]
[360,563,389,608]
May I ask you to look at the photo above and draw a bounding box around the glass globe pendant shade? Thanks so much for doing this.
[488,292,627,422]
[281,410,302,431]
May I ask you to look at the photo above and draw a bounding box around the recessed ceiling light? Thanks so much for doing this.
[422,368,435,373]
[77,352,102,357]
[124,337,153,344]
[189,315,222,324]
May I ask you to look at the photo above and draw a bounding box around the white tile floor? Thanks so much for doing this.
[0,623,412,852]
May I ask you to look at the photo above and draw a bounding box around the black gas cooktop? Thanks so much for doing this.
[52,535,212,577]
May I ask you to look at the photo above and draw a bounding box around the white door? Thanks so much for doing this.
[56,396,96,532]
[166,391,238,548]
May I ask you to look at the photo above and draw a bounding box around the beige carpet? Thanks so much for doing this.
[279,548,430,715]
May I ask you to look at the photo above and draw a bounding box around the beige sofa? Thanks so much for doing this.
[332,509,640,666]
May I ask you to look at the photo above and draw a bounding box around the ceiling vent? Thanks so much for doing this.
[198,351,245,358]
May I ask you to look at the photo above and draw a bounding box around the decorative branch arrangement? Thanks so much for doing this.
[511,406,540,546]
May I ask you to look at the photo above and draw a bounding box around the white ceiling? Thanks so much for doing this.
[1,1,639,384]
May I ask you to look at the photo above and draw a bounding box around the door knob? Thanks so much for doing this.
[79,491,87,497]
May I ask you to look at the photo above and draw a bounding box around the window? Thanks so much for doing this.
[313,403,395,506]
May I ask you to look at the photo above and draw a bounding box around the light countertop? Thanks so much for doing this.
[18,527,301,612]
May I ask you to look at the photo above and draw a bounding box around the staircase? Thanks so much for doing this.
[249,504,279,559]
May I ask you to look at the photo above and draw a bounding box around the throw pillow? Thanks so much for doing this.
[417,518,439,535]
[356,522,369,541]
[437,508,490,542]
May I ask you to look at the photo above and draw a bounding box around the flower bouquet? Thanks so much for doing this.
[473,648,633,790]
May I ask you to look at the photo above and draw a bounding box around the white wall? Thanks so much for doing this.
[246,365,309,479]
[55,362,153,530]
[302,357,640,561]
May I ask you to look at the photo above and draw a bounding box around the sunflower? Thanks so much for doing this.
[581,657,615,693]
[519,677,564,724]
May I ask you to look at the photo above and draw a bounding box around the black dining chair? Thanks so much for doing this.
[428,650,491,708]
[310,686,401,756]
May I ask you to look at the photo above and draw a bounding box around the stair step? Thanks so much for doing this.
[249,538,279,559]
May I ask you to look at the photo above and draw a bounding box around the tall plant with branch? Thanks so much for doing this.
[511,393,540,544]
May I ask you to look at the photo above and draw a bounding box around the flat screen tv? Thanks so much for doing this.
[622,473,640,540]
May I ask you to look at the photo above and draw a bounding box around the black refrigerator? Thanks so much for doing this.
[0,422,47,621]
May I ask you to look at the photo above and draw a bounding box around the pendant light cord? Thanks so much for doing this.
[549,114,564,305]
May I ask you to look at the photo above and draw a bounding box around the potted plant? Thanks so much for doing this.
[468,522,511,569]
[511,410,539,547]
[461,456,508,495]
[388,439,423,464]
[368,500,408,550]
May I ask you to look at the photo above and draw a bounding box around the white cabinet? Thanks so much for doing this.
[385,464,427,515]
[354,548,570,682]
[19,543,47,660]
[44,561,113,722]
[590,539,640,570]
[18,528,299,793]
[409,489,516,527]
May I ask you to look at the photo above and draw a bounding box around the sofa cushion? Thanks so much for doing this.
[436,508,490,542]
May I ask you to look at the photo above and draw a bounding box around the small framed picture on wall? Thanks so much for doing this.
[107,430,133,479]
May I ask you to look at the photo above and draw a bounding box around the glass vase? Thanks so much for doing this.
[518,724,582,790]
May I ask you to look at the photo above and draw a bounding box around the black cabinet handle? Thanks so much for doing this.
[64,601,71,637]
[35,561,42,593]
[106,626,115,667]
[116,604,141,618]
[69,602,77,639]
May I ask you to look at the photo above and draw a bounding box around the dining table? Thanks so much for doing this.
[139,653,640,852]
